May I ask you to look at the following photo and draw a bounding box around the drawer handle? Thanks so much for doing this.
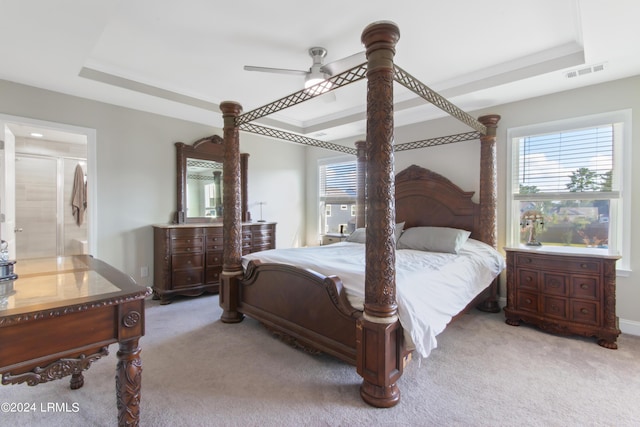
[524,258,532,263]
[525,298,532,304]
[580,283,589,290]
[580,263,588,269]
[525,276,533,282]
[580,308,589,314]
[549,280,560,288]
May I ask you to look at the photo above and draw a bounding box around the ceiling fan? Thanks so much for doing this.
[243,47,365,90]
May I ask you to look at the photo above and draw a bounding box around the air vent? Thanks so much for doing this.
[565,63,606,79]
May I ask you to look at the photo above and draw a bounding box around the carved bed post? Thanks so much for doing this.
[241,153,249,222]
[476,114,501,313]
[357,21,403,409]
[355,140,367,229]
[219,101,245,323]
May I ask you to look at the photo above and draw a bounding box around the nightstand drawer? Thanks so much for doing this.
[516,291,539,313]
[570,276,599,299]
[542,273,568,296]
[571,300,599,325]
[542,295,568,319]
[517,269,538,290]
[515,254,600,274]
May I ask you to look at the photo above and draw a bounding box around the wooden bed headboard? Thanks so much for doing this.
[395,165,481,241]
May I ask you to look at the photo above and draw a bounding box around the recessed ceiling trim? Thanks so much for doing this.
[78,67,221,112]
[433,43,585,99]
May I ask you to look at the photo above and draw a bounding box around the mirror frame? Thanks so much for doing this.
[175,135,248,223]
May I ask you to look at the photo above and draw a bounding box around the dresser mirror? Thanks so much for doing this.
[175,135,248,223]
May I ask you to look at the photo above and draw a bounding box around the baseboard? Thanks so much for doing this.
[497,296,640,337]
[619,318,640,336]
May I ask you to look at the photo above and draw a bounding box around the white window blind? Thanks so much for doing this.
[517,124,616,197]
[319,160,357,203]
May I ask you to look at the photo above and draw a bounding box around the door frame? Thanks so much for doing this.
[0,114,97,258]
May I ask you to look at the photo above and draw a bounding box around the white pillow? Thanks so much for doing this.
[396,226,470,254]
[345,222,405,244]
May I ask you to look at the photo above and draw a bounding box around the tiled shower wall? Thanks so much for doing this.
[14,137,87,258]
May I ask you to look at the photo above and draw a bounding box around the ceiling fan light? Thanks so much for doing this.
[304,73,332,94]
[304,77,326,88]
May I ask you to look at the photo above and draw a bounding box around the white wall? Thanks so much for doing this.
[306,75,640,334]
[2,74,638,334]
[0,79,306,288]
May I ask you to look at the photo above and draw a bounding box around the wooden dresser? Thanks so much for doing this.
[504,246,621,348]
[153,222,276,304]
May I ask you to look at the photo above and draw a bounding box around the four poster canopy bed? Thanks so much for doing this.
[218,21,503,408]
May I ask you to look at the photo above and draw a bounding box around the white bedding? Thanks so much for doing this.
[242,239,505,359]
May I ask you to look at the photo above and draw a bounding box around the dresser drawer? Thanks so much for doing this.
[251,228,273,240]
[542,295,568,320]
[515,254,600,274]
[206,232,224,249]
[542,273,568,296]
[206,266,222,284]
[516,269,538,290]
[516,291,539,313]
[571,300,600,325]
[170,228,204,238]
[252,243,272,253]
[206,251,223,267]
[172,253,204,270]
[171,237,204,253]
[172,268,204,288]
[570,276,599,300]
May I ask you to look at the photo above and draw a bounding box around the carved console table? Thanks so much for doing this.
[0,255,151,426]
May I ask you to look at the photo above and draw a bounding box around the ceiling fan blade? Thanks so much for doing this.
[321,51,366,76]
[243,65,308,76]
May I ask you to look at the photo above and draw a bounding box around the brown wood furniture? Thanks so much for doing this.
[504,246,621,348]
[239,165,498,362]
[218,21,501,408]
[152,222,275,304]
[0,255,150,427]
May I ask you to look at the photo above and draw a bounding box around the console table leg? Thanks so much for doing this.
[116,339,142,427]
[70,372,84,390]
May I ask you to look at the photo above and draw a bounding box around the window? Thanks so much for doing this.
[319,158,357,235]
[507,110,631,272]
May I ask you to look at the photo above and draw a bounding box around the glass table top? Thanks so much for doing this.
[1,256,124,312]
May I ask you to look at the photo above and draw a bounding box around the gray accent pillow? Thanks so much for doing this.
[396,226,471,254]
[345,222,405,244]
[345,227,366,243]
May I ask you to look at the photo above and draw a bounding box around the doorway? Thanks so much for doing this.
[0,115,97,259]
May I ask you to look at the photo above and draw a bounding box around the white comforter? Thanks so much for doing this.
[242,239,505,359]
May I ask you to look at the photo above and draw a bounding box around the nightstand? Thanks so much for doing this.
[504,246,621,349]
[321,233,347,245]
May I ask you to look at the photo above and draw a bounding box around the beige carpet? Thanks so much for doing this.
[2,293,639,426]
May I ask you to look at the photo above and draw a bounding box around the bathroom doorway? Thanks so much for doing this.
[0,115,96,259]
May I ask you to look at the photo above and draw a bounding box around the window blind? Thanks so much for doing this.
[319,160,357,203]
[518,125,614,194]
